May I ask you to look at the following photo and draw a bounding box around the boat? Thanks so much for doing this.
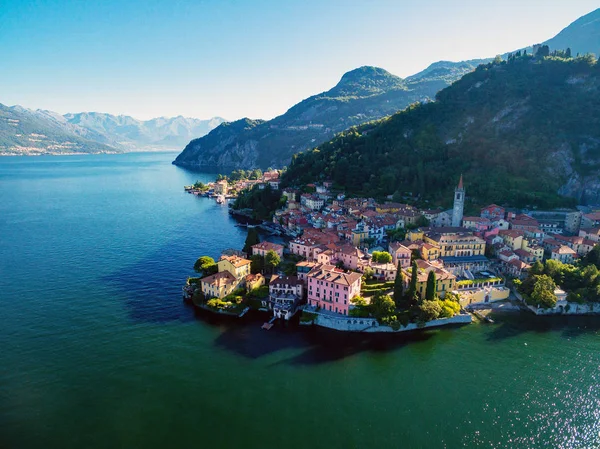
[216,195,225,204]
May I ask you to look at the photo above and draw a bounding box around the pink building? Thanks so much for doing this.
[251,241,284,258]
[289,238,320,260]
[307,264,362,316]
[389,242,412,268]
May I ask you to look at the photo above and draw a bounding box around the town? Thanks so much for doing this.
[183,173,600,333]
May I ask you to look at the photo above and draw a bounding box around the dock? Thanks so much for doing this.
[262,317,277,330]
[470,309,494,323]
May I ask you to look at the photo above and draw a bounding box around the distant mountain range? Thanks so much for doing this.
[174,8,600,170]
[0,105,224,155]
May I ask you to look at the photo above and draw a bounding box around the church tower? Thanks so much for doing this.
[451,175,465,227]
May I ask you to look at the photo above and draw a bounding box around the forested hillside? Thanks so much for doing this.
[282,55,600,208]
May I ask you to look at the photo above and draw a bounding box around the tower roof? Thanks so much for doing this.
[457,174,464,189]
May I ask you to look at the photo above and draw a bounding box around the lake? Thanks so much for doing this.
[1,152,600,448]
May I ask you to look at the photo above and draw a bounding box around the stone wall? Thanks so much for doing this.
[528,302,600,315]
[304,310,472,333]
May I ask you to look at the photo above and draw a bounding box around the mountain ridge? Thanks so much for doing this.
[0,105,225,155]
[174,8,600,171]
[173,60,485,169]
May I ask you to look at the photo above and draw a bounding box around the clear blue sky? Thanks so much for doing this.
[0,0,598,120]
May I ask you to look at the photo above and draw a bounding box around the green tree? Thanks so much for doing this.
[416,300,441,323]
[530,260,544,276]
[393,264,404,308]
[193,256,217,276]
[530,274,558,309]
[250,254,264,274]
[544,259,563,284]
[371,292,396,320]
[425,270,437,301]
[584,245,600,269]
[242,228,260,254]
[362,266,375,282]
[265,249,281,275]
[372,251,392,264]
[414,215,430,228]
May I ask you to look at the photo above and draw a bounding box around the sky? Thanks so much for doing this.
[0,0,598,121]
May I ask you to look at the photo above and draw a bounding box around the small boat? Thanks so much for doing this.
[216,195,225,204]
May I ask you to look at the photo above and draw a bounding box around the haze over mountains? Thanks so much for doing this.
[174,7,600,170]
[0,105,224,155]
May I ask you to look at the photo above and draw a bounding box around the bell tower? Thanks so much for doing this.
[452,175,464,227]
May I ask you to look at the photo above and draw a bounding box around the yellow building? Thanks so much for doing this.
[403,260,456,299]
[423,230,485,258]
[407,229,424,242]
[351,222,369,246]
[201,271,238,299]
[218,255,251,280]
[245,273,265,292]
[214,180,228,195]
[498,230,525,251]
[525,245,544,262]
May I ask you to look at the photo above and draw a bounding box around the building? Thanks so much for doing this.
[422,227,487,274]
[498,229,525,251]
[268,275,304,320]
[565,210,583,234]
[581,212,600,229]
[580,228,600,243]
[296,261,318,282]
[509,214,540,233]
[300,194,324,210]
[201,271,238,299]
[251,241,284,258]
[451,175,465,227]
[289,238,321,260]
[306,264,362,316]
[550,245,577,264]
[462,216,493,232]
[370,262,397,281]
[351,221,370,246]
[217,255,251,280]
[389,242,412,268]
[481,204,505,221]
[214,180,228,195]
[403,260,456,299]
[245,273,265,292]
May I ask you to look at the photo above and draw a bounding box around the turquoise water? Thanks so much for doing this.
[1,152,600,448]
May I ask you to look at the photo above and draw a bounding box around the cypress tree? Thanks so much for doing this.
[425,270,437,301]
[393,262,404,309]
[409,260,419,297]
[243,227,260,254]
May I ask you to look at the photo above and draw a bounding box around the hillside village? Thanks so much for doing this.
[184,173,600,332]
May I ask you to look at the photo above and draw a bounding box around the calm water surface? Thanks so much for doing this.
[1,152,600,448]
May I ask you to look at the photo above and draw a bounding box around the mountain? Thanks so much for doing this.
[0,104,117,155]
[542,8,600,56]
[0,105,225,155]
[175,9,600,171]
[173,63,486,170]
[64,113,225,150]
[282,55,600,208]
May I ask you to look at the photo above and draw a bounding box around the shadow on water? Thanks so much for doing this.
[486,311,600,342]
[207,310,437,365]
[101,235,199,324]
